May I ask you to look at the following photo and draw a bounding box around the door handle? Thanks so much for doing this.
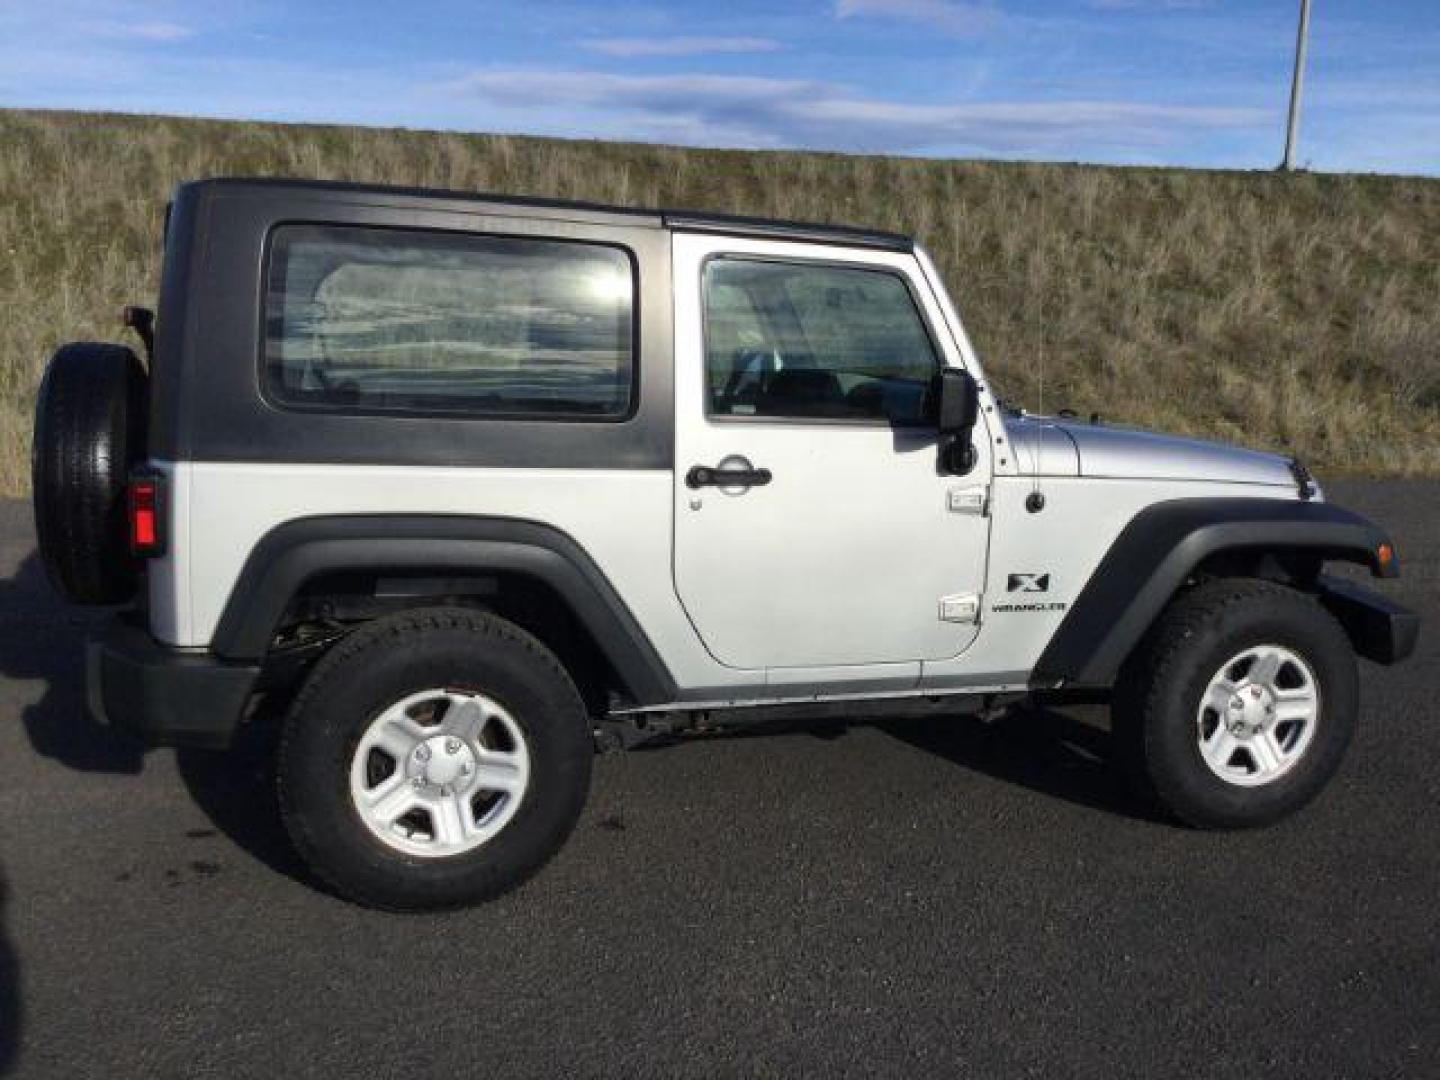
[686,464,773,489]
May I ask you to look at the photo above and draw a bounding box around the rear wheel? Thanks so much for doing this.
[1113,578,1357,828]
[278,608,593,910]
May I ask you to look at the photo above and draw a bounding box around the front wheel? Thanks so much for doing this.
[278,608,593,910]
[1113,578,1358,829]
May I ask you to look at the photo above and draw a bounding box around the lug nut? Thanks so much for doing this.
[445,738,460,755]
[416,745,431,762]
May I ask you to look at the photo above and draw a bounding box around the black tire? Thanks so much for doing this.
[31,342,148,604]
[1113,577,1357,829]
[278,608,594,911]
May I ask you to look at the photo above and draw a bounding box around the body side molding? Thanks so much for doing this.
[1032,498,1397,689]
[210,515,678,706]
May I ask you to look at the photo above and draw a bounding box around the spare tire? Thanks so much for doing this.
[32,342,148,604]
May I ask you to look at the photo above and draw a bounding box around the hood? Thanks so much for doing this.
[1006,415,1300,488]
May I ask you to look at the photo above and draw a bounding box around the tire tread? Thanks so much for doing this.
[32,342,146,603]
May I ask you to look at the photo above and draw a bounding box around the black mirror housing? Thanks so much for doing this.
[934,368,980,475]
[936,368,978,435]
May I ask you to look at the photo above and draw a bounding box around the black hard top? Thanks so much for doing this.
[183,176,914,252]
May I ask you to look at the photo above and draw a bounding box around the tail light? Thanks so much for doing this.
[127,473,166,557]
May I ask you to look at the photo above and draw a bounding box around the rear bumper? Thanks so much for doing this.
[87,617,260,749]
[1316,574,1420,666]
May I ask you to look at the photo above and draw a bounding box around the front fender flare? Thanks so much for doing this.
[1032,498,1398,689]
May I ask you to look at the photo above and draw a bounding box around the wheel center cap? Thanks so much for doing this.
[1228,685,1275,738]
[415,735,474,786]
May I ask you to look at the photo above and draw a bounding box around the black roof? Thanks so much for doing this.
[189,177,914,252]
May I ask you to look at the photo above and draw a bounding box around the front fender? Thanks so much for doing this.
[1032,498,1400,689]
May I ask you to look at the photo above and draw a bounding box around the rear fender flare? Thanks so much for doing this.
[210,515,677,706]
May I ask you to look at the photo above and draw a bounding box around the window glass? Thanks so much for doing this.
[703,258,938,423]
[265,225,634,418]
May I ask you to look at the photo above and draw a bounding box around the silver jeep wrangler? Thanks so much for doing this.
[32,179,1418,910]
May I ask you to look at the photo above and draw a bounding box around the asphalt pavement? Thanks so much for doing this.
[0,482,1435,1078]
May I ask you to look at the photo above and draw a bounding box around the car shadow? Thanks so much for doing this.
[185,697,1159,885]
[635,700,1161,824]
[0,536,118,1077]
[2,550,144,775]
[173,698,310,887]
[0,539,306,886]
[874,703,1162,823]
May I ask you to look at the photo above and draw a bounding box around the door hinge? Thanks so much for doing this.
[947,486,988,516]
[938,593,981,623]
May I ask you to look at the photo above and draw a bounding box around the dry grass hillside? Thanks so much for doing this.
[2,107,1438,494]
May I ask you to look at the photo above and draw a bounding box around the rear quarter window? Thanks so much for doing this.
[263,225,636,419]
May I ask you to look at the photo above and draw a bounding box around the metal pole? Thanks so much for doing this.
[1282,0,1313,171]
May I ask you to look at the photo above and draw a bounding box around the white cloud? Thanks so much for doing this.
[581,36,782,58]
[445,68,1266,157]
[83,19,194,42]
[834,0,999,35]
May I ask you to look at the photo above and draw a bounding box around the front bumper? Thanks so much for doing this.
[1316,575,1420,666]
[87,617,261,749]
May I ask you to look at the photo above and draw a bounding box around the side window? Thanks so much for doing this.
[704,279,768,408]
[264,225,635,419]
[703,258,938,424]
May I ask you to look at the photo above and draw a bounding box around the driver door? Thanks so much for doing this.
[671,233,992,684]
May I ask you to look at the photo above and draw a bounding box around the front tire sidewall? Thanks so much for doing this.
[281,618,592,909]
[1140,601,1357,828]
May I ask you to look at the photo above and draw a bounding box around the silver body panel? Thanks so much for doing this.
[1012,415,1298,487]
[1005,417,1081,477]
[147,229,1306,711]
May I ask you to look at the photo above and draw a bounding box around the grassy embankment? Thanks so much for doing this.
[1,107,1437,495]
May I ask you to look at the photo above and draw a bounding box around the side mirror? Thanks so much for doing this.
[934,368,979,475]
[936,368,978,435]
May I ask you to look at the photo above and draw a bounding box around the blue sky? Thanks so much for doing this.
[1,0,1437,174]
